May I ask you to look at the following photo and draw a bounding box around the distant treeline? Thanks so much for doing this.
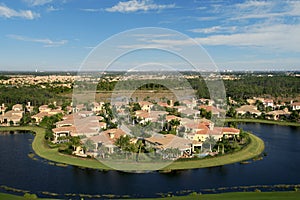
[97,75,300,99]
[0,75,299,106]
[0,86,69,106]
[224,76,300,99]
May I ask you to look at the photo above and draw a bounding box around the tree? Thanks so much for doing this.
[169,119,180,134]
[226,107,237,118]
[204,135,216,152]
[45,129,54,141]
[84,139,96,152]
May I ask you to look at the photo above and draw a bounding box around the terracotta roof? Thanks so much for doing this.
[157,102,170,107]
[89,129,126,145]
[139,101,153,106]
[166,115,181,121]
[292,102,300,106]
[145,134,192,150]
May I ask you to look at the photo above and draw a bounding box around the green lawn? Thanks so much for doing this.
[1,191,299,200]
[0,192,54,200]
[0,126,264,171]
[129,191,300,200]
[226,118,300,127]
[0,193,26,200]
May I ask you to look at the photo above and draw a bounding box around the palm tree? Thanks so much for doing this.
[204,135,217,152]
[169,119,180,133]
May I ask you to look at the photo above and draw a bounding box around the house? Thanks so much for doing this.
[91,102,104,113]
[266,108,291,120]
[198,105,224,117]
[12,104,23,112]
[186,126,240,142]
[144,134,194,158]
[87,128,127,154]
[291,102,300,111]
[54,113,102,138]
[165,115,181,122]
[0,104,24,126]
[39,105,52,113]
[32,112,53,123]
[135,110,168,124]
[236,105,261,116]
[52,126,76,143]
[157,102,171,108]
[263,99,274,108]
[180,109,200,118]
[181,99,196,109]
[32,106,63,124]
[139,101,153,112]
[0,111,23,126]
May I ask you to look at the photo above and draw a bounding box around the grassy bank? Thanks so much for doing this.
[130,191,300,200]
[0,126,264,171]
[226,118,300,127]
[0,191,299,200]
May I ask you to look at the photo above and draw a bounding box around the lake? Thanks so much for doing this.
[0,123,299,199]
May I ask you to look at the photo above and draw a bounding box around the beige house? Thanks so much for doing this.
[267,108,291,120]
[145,134,195,158]
[236,105,262,116]
[291,102,300,111]
[87,128,127,154]
[139,101,153,112]
[0,104,24,126]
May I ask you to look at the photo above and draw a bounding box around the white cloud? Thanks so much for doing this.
[106,0,175,13]
[189,26,237,34]
[46,6,61,12]
[7,34,68,47]
[235,0,271,9]
[0,4,39,19]
[24,0,53,6]
[80,8,102,12]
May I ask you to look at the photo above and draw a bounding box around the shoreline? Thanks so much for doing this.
[225,118,300,127]
[0,124,264,172]
[1,190,299,200]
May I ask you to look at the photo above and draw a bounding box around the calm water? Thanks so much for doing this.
[0,123,300,199]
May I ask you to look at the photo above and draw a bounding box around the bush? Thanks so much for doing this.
[24,193,38,199]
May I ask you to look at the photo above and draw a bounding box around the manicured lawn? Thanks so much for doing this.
[0,192,54,200]
[1,191,299,200]
[129,191,300,200]
[0,193,27,200]
[226,118,300,127]
[0,126,264,171]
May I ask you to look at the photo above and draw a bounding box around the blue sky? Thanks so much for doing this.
[1,0,300,71]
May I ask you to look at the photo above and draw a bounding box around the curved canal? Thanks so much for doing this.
[0,123,299,198]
